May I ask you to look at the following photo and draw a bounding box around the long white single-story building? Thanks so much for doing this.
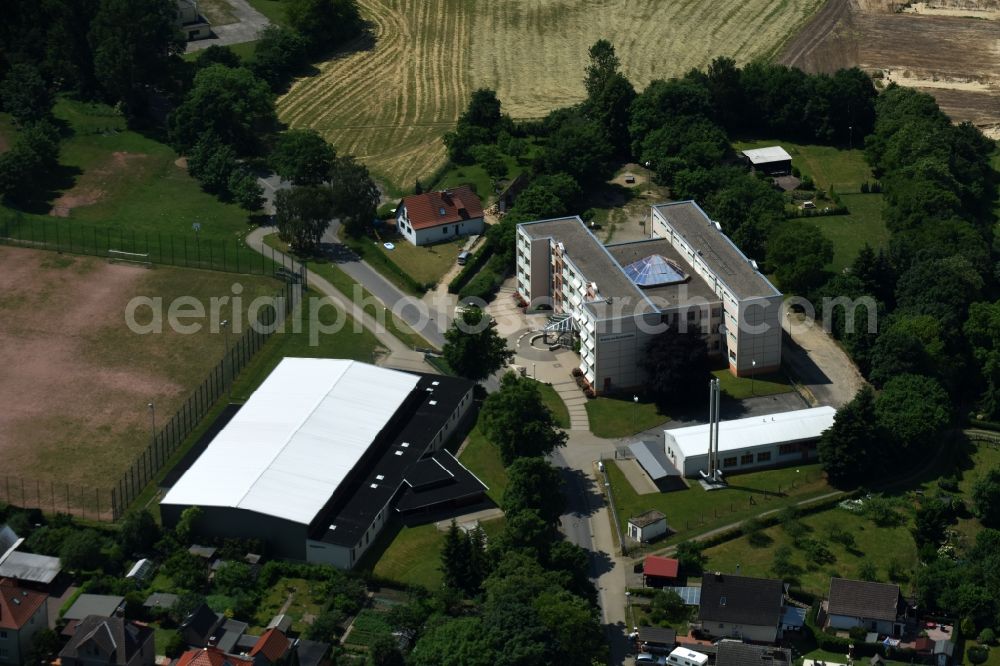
[160,359,482,569]
[663,406,836,477]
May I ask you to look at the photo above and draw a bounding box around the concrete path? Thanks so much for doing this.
[185,0,270,52]
[243,227,436,373]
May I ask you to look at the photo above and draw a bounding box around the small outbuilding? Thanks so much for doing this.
[628,510,668,543]
[741,146,793,175]
[643,555,680,587]
[635,626,677,655]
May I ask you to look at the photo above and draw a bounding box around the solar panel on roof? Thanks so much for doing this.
[623,254,688,287]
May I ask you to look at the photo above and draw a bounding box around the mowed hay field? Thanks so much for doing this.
[278,0,826,190]
[0,245,279,492]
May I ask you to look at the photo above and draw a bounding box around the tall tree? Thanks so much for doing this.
[766,222,834,296]
[286,0,362,55]
[272,129,337,186]
[169,65,276,154]
[643,325,709,408]
[502,457,566,526]
[88,0,183,114]
[818,386,879,486]
[583,39,635,154]
[971,470,1000,528]
[329,155,379,237]
[275,185,334,253]
[442,308,513,382]
[0,64,53,125]
[874,373,950,455]
[480,373,567,465]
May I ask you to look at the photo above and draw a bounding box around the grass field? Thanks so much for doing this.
[712,368,794,400]
[586,395,670,438]
[279,0,826,190]
[702,505,918,597]
[371,517,506,588]
[535,381,571,429]
[1,100,260,256]
[457,424,507,504]
[734,139,888,272]
[373,233,465,287]
[0,245,280,492]
[606,460,834,545]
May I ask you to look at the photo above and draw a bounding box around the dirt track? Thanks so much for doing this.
[778,0,999,132]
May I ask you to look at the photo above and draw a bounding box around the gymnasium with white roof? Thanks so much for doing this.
[160,358,482,569]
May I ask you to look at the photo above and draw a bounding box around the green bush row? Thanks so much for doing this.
[458,254,507,301]
[448,243,494,294]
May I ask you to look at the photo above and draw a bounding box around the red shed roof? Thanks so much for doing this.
[176,647,253,666]
[249,628,290,663]
[0,578,48,630]
[401,185,484,230]
[644,555,679,579]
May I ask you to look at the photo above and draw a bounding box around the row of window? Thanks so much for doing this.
[722,451,772,467]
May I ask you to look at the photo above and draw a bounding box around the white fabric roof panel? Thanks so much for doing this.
[161,358,419,525]
[742,146,792,165]
[665,406,837,458]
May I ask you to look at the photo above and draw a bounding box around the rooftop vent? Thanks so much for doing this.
[329,525,337,530]
[370,483,378,489]
[395,450,404,456]
[429,400,437,406]
[376,474,384,481]
[432,381,440,386]
[401,442,410,448]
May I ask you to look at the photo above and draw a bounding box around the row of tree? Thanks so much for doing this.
[407,373,604,665]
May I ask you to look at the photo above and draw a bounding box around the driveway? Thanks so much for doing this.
[783,312,867,408]
[185,0,270,52]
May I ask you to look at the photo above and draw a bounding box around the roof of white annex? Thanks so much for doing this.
[664,406,836,458]
[160,358,419,525]
[741,146,792,165]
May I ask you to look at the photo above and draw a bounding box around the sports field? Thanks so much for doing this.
[0,245,280,493]
[278,0,826,190]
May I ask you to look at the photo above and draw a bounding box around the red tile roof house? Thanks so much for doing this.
[395,186,485,246]
[0,578,48,666]
[248,629,290,665]
[176,646,253,666]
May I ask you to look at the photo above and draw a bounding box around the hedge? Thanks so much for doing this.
[458,254,507,301]
[448,243,493,294]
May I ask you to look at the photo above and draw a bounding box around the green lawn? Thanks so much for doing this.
[586,395,670,438]
[712,368,794,400]
[244,0,286,24]
[534,381,571,429]
[457,424,507,503]
[252,577,324,633]
[371,517,506,588]
[733,138,888,272]
[816,194,889,273]
[263,233,435,350]
[702,505,918,597]
[1,99,263,270]
[230,288,382,401]
[733,139,874,191]
[371,232,465,288]
[606,460,834,545]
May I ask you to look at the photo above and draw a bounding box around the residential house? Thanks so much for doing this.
[292,640,330,666]
[826,578,906,637]
[629,510,668,543]
[635,626,676,655]
[180,603,223,648]
[0,578,48,666]
[176,647,252,666]
[696,573,785,643]
[58,615,155,666]
[642,555,680,588]
[715,640,793,666]
[395,186,485,246]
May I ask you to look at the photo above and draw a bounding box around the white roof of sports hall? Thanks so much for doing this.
[160,358,420,525]
[664,406,836,458]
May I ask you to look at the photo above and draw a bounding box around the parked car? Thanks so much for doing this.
[457,250,471,265]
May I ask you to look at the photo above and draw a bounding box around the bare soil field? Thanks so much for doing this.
[779,0,1000,136]
[279,0,825,190]
[0,245,279,493]
[50,151,151,217]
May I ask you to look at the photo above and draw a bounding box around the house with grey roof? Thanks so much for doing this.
[59,615,154,666]
[715,640,793,666]
[825,578,906,637]
[696,572,786,643]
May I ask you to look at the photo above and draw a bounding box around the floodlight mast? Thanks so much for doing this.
[707,378,721,481]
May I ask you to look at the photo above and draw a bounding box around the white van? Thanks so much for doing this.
[667,647,710,666]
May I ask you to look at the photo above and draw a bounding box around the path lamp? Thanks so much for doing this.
[751,359,756,396]
[633,395,639,434]
[221,319,232,400]
[147,402,156,446]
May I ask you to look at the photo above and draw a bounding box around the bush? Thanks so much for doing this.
[978,629,996,645]
[458,268,503,301]
[968,646,989,665]
[938,475,960,492]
